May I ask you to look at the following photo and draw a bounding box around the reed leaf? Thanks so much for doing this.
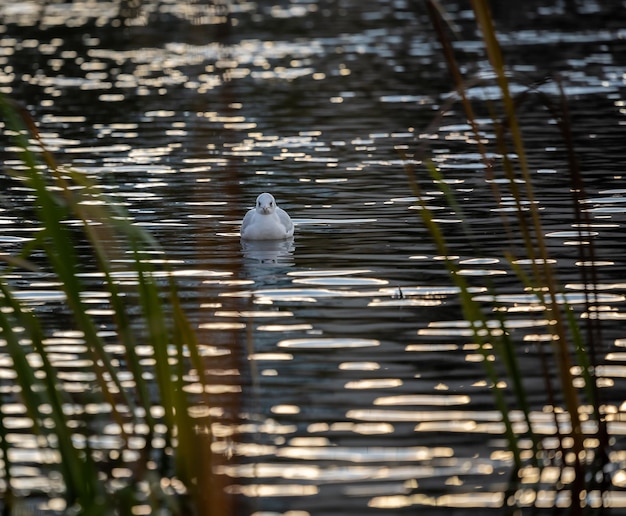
[0,92,213,513]
[418,2,610,511]
[469,1,582,418]
[0,280,102,508]
[405,158,524,469]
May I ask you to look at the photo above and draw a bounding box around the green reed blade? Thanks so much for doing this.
[491,312,542,464]
[474,1,589,463]
[133,252,203,502]
[404,160,523,469]
[64,167,165,437]
[3,97,134,420]
[0,281,102,506]
[0,284,47,434]
[419,4,610,507]
[28,169,136,445]
[0,393,15,512]
[532,81,608,441]
[134,251,176,432]
[2,94,185,510]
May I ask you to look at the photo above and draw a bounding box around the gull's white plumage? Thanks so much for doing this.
[240,192,294,240]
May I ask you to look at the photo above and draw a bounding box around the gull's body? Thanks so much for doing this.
[240,192,294,240]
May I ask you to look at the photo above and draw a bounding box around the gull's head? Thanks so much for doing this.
[256,192,276,215]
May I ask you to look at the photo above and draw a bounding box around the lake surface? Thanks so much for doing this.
[1,0,626,514]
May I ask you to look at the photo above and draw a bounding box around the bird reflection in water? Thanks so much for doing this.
[241,237,295,265]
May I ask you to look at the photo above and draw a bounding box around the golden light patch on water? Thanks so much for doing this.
[306,421,395,435]
[338,361,380,371]
[405,343,458,352]
[419,324,505,338]
[457,268,507,276]
[10,289,66,303]
[523,333,558,342]
[348,409,471,423]
[374,394,471,406]
[474,291,625,305]
[186,405,215,419]
[344,379,403,389]
[200,302,222,309]
[211,423,240,439]
[613,470,626,487]
[196,345,230,357]
[512,258,558,265]
[445,475,463,486]
[46,499,67,512]
[9,448,61,464]
[288,437,330,447]
[489,448,513,461]
[593,365,626,378]
[332,422,395,435]
[275,445,452,462]
[278,338,380,349]
[608,422,626,434]
[85,308,115,316]
[257,324,313,332]
[216,278,252,286]
[218,462,319,480]
[368,491,503,509]
[248,352,293,361]
[439,492,504,508]
[427,318,556,334]
[416,420,481,432]
[234,423,297,441]
[198,322,246,330]
[583,311,626,320]
[3,417,33,430]
[418,328,471,337]
[225,484,318,497]
[271,405,300,415]
[183,383,241,395]
[292,276,388,286]
[368,298,442,307]
[459,257,501,265]
[547,231,599,238]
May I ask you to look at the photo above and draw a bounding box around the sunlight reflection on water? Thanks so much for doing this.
[2,0,626,513]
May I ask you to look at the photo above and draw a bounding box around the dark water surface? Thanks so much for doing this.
[2,0,626,514]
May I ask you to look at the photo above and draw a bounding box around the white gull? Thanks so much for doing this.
[240,192,294,240]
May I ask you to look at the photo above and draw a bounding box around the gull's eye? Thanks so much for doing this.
[270,201,274,207]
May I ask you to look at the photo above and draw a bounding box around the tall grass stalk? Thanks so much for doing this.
[415,1,610,512]
[0,95,219,514]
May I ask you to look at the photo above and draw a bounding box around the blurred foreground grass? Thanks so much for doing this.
[405,2,613,513]
[0,95,225,515]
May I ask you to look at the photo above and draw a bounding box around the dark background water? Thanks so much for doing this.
[1,0,626,514]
